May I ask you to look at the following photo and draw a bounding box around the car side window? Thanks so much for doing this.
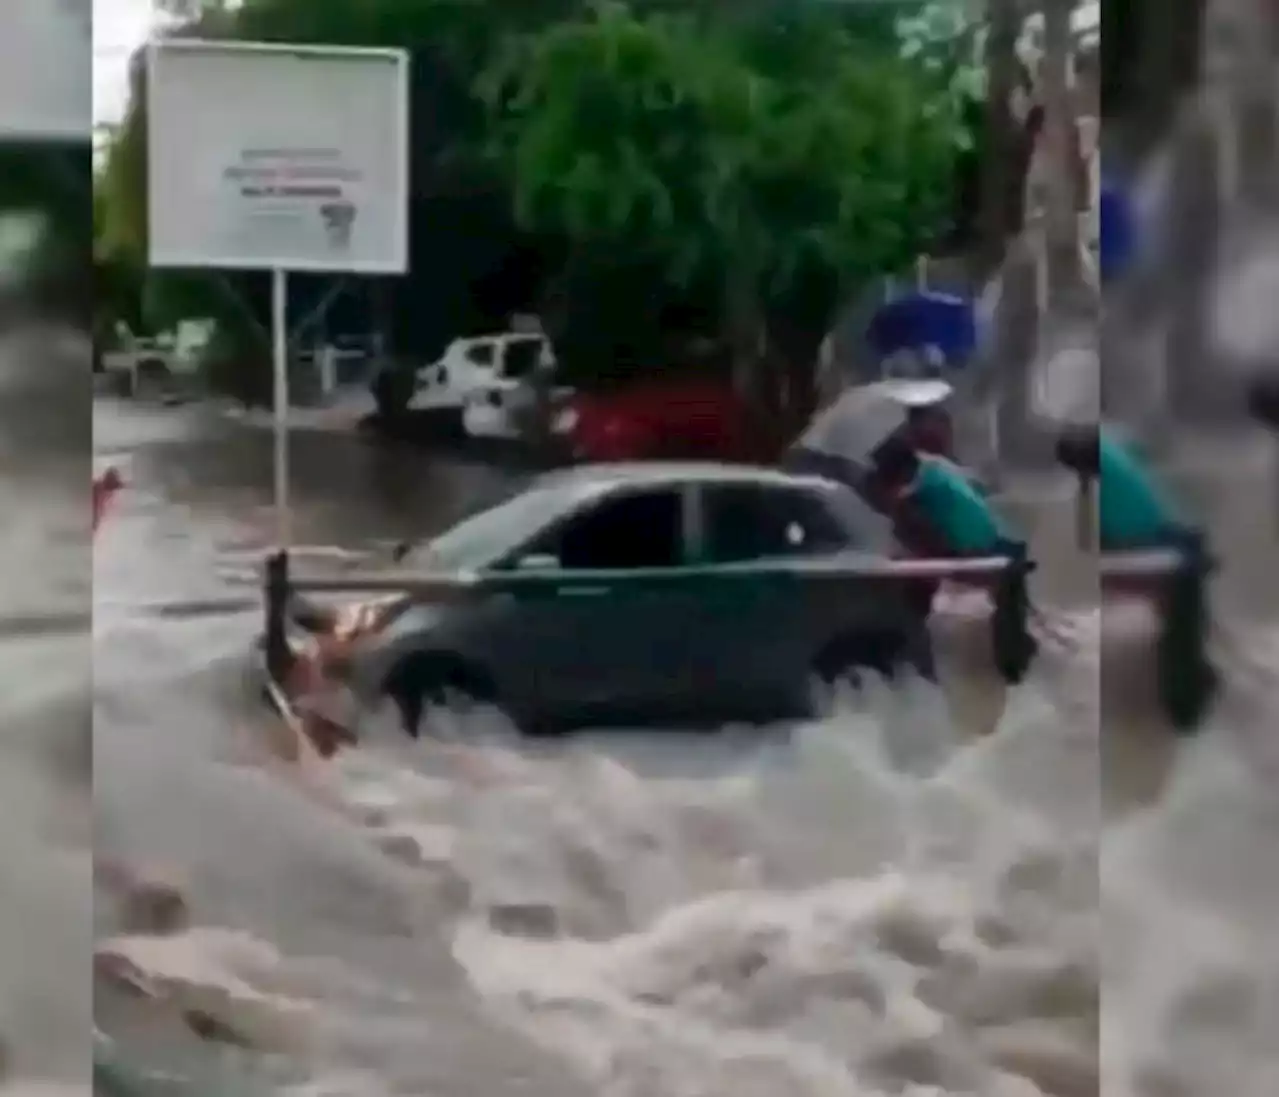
[503,338,542,379]
[542,489,684,570]
[465,342,495,366]
[702,485,854,563]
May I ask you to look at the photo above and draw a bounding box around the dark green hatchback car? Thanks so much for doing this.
[292,463,936,736]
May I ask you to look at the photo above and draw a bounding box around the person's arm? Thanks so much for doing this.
[887,474,952,557]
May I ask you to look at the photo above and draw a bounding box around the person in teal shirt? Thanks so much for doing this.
[1056,425,1185,549]
[873,435,1013,556]
[1098,430,1185,547]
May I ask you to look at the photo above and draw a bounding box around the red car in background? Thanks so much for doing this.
[546,374,959,469]
[551,377,765,464]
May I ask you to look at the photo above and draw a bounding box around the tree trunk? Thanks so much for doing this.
[975,0,1023,278]
[991,239,1048,469]
[1039,0,1087,307]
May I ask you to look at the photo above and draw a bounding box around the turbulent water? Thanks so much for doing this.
[0,299,1271,1097]
[68,390,1274,1097]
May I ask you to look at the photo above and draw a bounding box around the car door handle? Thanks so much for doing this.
[556,585,610,597]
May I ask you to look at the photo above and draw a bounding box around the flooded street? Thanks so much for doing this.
[81,392,1274,1097]
[92,400,596,1096]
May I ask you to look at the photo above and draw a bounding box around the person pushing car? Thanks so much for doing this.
[870,433,1015,558]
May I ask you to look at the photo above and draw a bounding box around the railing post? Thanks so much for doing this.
[1157,530,1216,731]
[263,549,291,683]
[991,540,1037,684]
[1049,421,1102,555]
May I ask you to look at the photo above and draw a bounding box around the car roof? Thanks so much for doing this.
[527,461,894,551]
[533,462,836,493]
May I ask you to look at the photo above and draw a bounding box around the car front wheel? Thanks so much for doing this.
[384,654,525,739]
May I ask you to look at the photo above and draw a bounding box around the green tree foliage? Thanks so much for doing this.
[94,0,968,410]
[484,4,964,413]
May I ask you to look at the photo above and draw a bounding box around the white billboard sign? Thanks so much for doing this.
[0,0,92,141]
[147,40,409,273]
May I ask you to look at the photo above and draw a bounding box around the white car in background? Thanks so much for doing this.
[411,332,564,440]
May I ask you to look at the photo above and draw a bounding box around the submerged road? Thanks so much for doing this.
[90,397,1107,1096]
[87,390,1276,1097]
[91,399,601,1095]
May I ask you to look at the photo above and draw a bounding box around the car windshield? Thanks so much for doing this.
[404,483,590,571]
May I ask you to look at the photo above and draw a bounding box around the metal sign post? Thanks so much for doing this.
[265,268,293,679]
[272,267,291,547]
[145,39,409,687]
[146,38,409,550]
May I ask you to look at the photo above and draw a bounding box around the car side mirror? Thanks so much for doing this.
[515,553,559,571]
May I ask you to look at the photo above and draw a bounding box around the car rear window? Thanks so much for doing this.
[463,342,495,366]
[702,482,886,564]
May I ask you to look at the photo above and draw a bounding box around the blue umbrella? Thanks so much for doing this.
[1098,180,1134,284]
[866,290,978,368]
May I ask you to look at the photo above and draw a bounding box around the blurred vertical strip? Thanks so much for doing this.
[0,0,94,1090]
[1100,0,1206,163]
[0,0,93,324]
[0,0,93,453]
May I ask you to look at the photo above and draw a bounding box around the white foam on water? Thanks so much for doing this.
[1100,621,1277,1097]
[74,553,1274,1097]
[238,613,1085,1096]
[228,595,1269,1097]
[94,928,316,1052]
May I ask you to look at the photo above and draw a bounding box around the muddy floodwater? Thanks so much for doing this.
[2,346,1275,1095]
[87,391,1277,1097]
